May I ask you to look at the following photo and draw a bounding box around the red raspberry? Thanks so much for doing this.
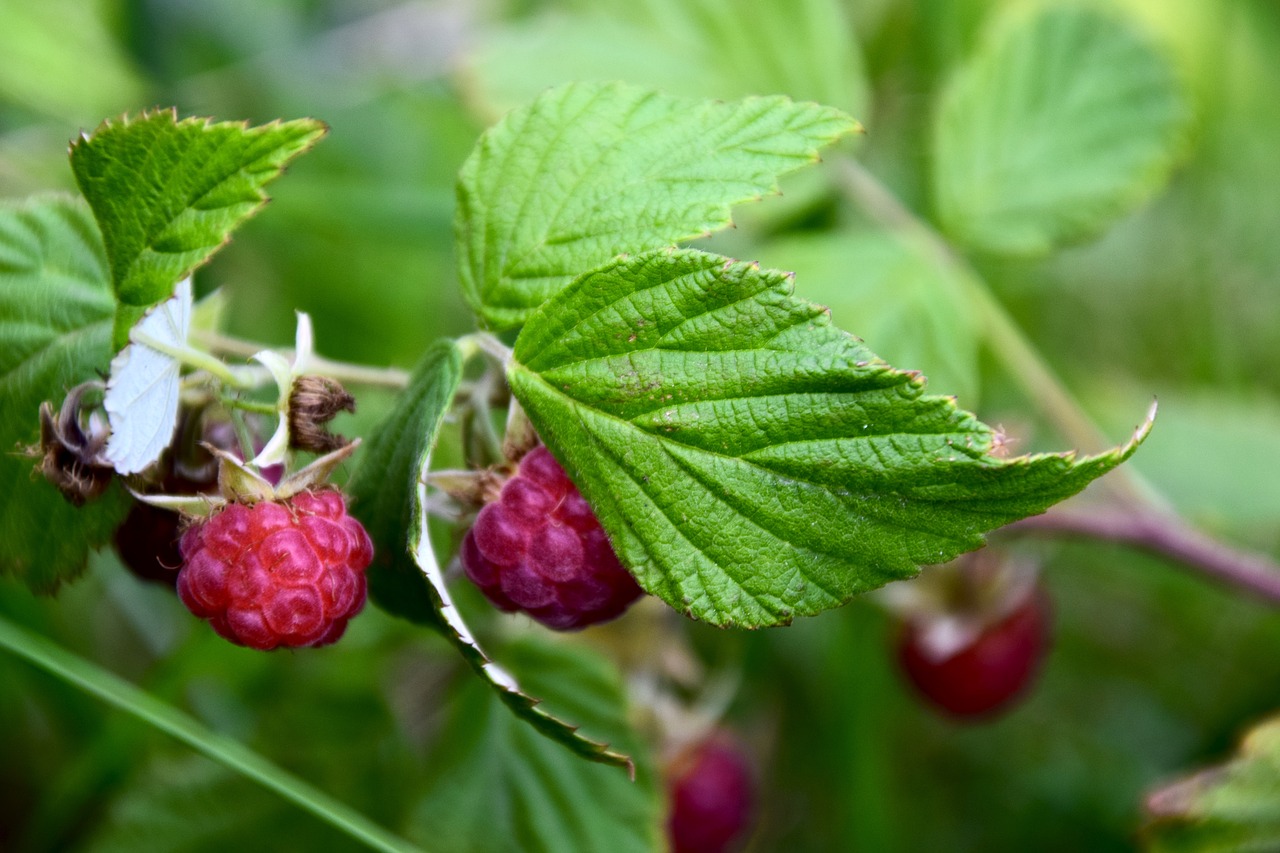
[176,489,373,650]
[460,445,642,630]
[897,587,1050,718]
[666,734,757,853]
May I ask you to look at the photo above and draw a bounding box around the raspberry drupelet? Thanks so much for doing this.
[461,445,643,630]
[176,488,373,650]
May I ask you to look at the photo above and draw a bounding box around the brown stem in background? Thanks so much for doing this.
[1003,508,1280,605]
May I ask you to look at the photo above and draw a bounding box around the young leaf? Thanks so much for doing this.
[410,637,658,853]
[68,109,325,346]
[508,248,1151,628]
[932,5,1188,256]
[1145,715,1280,852]
[348,340,464,629]
[0,195,129,591]
[456,81,859,330]
[102,278,191,475]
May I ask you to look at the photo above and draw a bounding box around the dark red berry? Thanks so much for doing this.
[461,445,642,630]
[176,489,372,650]
[666,734,756,853]
[114,501,184,586]
[897,587,1050,718]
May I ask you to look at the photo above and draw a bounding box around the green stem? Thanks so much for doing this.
[191,329,411,389]
[220,395,279,416]
[0,617,425,853]
[131,329,254,389]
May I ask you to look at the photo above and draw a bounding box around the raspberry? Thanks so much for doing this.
[460,445,642,630]
[176,489,372,650]
[897,586,1050,718]
[115,501,183,587]
[666,734,757,853]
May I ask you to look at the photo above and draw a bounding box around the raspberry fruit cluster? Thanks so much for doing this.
[666,734,757,853]
[176,489,373,650]
[461,445,642,630]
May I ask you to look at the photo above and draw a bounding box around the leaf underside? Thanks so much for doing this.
[349,340,463,629]
[456,81,860,330]
[509,248,1149,628]
[69,109,325,346]
[933,5,1188,256]
[0,195,129,591]
[373,339,633,770]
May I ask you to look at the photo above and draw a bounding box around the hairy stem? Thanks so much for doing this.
[192,328,411,389]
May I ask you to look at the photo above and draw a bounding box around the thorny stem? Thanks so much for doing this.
[191,328,411,389]
[833,157,1280,603]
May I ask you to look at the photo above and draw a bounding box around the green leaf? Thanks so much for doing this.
[932,5,1189,256]
[0,195,129,592]
[456,81,859,330]
[403,346,635,770]
[410,637,658,853]
[348,340,464,629]
[469,0,868,120]
[1145,714,1280,852]
[68,109,325,345]
[767,227,982,405]
[508,248,1151,627]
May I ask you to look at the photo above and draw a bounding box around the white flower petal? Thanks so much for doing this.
[252,420,291,469]
[104,278,192,474]
[293,311,314,374]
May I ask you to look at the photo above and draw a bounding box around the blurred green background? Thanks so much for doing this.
[2,0,1279,850]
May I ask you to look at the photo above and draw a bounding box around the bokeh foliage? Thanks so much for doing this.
[1,0,1278,850]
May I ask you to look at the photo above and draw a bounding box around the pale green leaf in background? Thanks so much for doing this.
[68,110,325,346]
[410,637,658,853]
[456,81,859,330]
[1145,714,1280,852]
[509,248,1149,627]
[0,196,129,591]
[764,227,982,404]
[0,0,147,124]
[466,0,868,121]
[932,4,1189,256]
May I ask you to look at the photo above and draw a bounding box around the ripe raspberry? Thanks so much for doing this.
[460,445,642,630]
[897,586,1050,718]
[176,489,373,650]
[666,734,757,853]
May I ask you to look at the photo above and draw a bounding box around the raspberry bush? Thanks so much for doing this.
[1,4,1277,850]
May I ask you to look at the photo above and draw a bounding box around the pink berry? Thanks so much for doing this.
[666,734,757,853]
[461,445,642,630]
[176,489,372,650]
[897,588,1050,718]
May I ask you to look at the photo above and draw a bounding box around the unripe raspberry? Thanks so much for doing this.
[461,445,642,630]
[666,734,757,853]
[176,489,372,650]
[897,586,1050,718]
